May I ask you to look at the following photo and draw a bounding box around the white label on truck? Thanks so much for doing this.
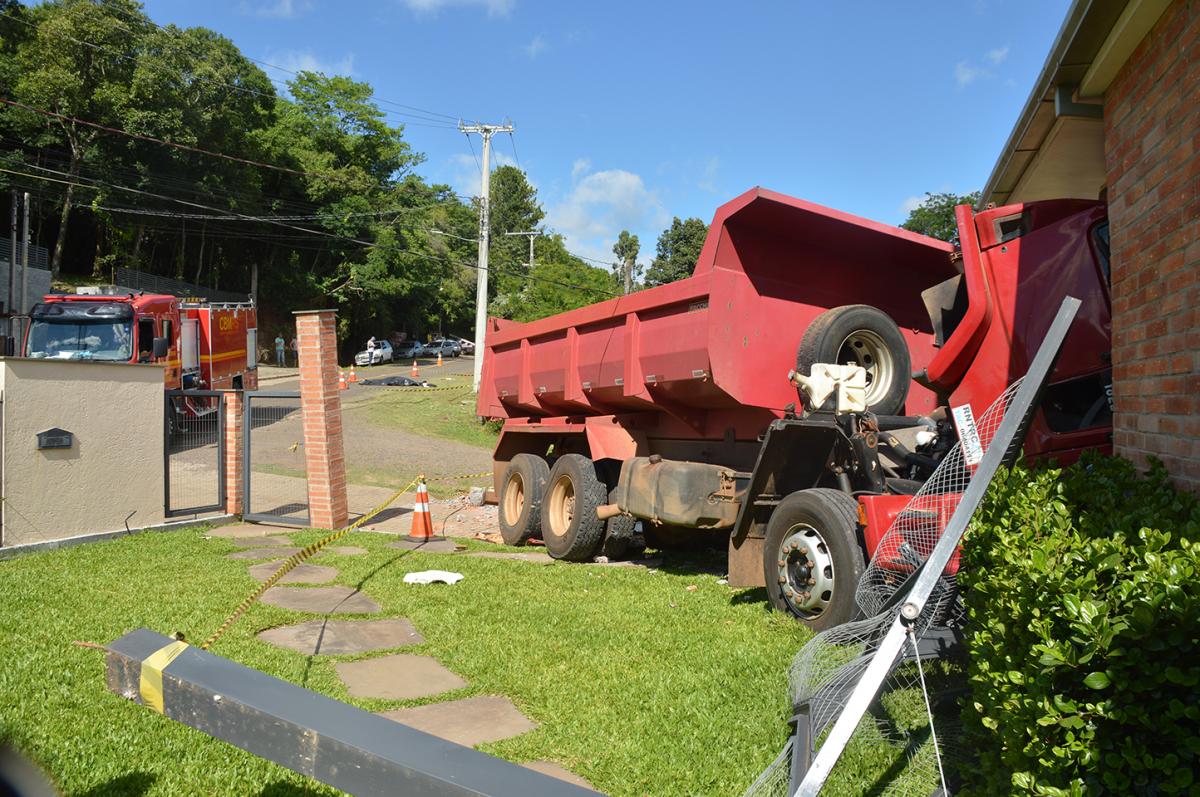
[952,403,984,467]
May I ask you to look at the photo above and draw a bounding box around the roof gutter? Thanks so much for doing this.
[978,0,1097,208]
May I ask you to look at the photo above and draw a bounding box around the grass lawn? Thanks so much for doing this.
[364,385,499,450]
[0,527,936,796]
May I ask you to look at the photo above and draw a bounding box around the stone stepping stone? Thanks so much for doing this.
[260,586,380,614]
[248,561,338,585]
[379,695,537,748]
[258,618,424,655]
[226,535,294,548]
[317,546,368,556]
[228,547,303,560]
[337,654,467,700]
[386,538,460,553]
[523,761,595,789]
[207,523,293,539]
[467,551,555,564]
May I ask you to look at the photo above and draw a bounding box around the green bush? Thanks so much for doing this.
[959,453,1200,796]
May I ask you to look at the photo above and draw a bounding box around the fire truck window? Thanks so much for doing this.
[137,318,155,362]
[161,319,172,349]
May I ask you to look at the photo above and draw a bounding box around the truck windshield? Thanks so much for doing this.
[26,319,134,361]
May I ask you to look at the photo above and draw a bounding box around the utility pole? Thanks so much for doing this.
[8,190,16,348]
[459,120,513,393]
[20,191,29,321]
[504,231,538,269]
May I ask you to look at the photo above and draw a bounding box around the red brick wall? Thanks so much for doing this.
[295,310,349,528]
[1104,0,1200,492]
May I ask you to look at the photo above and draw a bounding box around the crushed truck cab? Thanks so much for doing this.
[479,187,1111,629]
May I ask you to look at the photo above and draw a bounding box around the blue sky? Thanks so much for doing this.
[140,0,1070,266]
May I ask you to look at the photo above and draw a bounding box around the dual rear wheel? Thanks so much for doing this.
[498,452,621,562]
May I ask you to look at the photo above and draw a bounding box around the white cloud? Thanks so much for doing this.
[987,46,1009,65]
[571,158,591,179]
[547,166,669,266]
[398,0,514,16]
[266,49,355,77]
[954,60,983,87]
[524,34,547,58]
[899,195,924,215]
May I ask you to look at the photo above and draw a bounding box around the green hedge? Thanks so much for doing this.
[959,454,1200,796]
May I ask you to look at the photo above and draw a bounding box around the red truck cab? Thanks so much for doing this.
[23,292,259,392]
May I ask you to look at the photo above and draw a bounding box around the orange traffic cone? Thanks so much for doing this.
[435,351,443,367]
[406,478,434,542]
[411,359,420,378]
[349,365,357,383]
[338,371,348,390]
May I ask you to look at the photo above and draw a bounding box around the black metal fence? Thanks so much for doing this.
[164,390,225,517]
[114,267,250,304]
[243,392,309,526]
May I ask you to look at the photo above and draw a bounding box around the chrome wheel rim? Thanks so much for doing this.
[775,522,836,617]
[837,329,894,407]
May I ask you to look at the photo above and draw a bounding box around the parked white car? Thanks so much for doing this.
[354,340,393,366]
[453,337,476,354]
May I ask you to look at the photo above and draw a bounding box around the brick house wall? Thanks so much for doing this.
[1104,0,1200,492]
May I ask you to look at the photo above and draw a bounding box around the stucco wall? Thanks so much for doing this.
[1,358,165,546]
[1104,0,1200,492]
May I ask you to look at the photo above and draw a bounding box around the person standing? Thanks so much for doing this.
[366,335,376,364]
[274,333,286,367]
[290,336,299,366]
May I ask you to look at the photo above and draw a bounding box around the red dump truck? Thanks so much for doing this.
[478,187,1112,629]
[23,291,259,396]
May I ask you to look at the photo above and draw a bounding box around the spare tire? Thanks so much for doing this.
[498,454,550,546]
[796,304,911,415]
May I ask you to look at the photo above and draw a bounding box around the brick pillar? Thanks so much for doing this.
[224,391,244,515]
[295,309,349,528]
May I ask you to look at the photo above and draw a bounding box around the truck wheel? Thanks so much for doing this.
[498,454,550,546]
[796,305,911,415]
[763,488,864,631]
[600,487,636,559]
[541,454,607,562]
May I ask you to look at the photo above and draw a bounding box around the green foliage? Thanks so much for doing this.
[960,454,1200,796]
[899,191,980,244]
[645,216,707,286]
[612,229,640,290]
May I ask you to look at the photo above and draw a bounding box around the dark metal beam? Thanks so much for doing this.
[106,629,603,797]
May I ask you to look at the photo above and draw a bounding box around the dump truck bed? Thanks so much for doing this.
[478,187,957,423]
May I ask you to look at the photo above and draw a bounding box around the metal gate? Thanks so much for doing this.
[244,391,309,526]
[164,390,226,517]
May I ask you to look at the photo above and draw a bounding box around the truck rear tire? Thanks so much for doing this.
[541,454,607,562]
[498,454,550,546]
[796,305,911,415]
[763,488,864,631]
[600,487,636,559]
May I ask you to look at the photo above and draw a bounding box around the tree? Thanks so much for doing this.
[612,229,639,294]
[487,165,543,312]
[645,216,707,286]
[10,0,151,278]
[899,191,980,244]
[506,233,617,322]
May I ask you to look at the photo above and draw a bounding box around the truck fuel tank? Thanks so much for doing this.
[610,456,747,529]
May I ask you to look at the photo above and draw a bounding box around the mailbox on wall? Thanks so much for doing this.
[36,428,73,450]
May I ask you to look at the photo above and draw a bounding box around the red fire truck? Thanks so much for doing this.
[23,292,260,397]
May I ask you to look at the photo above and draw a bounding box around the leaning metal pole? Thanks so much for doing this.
[792,296,1082,797]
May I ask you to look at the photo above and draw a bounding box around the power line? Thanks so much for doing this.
[0,162,617,298]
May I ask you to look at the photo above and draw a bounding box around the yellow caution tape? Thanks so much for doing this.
[139,639,189,713]
[199,469,493,651]
[199,475,420,651]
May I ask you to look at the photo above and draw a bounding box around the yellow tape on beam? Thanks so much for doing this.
[139,640,189,714]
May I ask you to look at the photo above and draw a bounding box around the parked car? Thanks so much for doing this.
[454,337,475,354]
[354,340,393,366]
[433,339,461,358]
[393,340,422,360]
